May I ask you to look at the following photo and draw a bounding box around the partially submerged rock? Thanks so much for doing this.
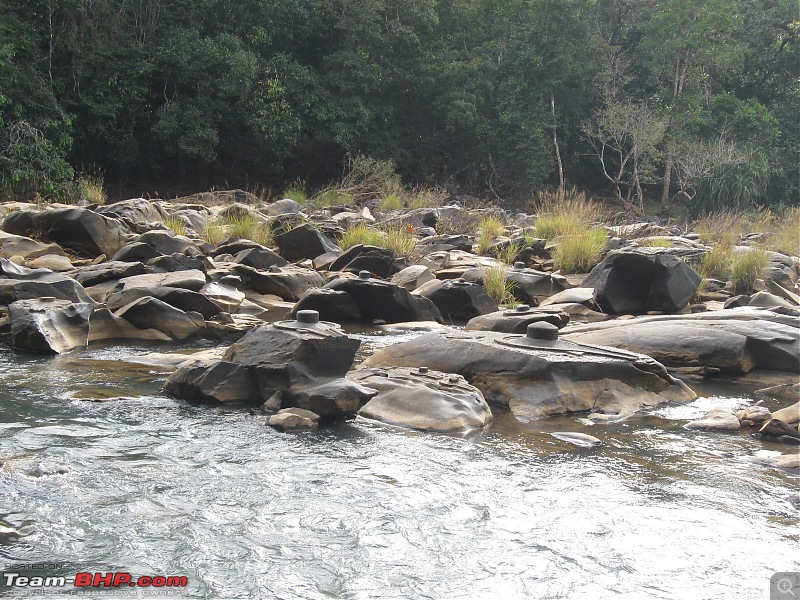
[413,278,497,321]
[685,408,741,431]
[364,322,696,421]
[353,367,492,433]
[7,298,92,354]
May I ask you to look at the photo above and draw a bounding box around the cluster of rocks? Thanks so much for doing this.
[1,194,798,440]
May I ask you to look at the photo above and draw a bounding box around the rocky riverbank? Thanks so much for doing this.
[0,192,797,465]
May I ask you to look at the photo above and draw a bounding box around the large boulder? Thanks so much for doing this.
[70,261,147,287]
[364,323,696,421]
[353,367,493,433]
[329,245,396,278]
[7,299,92,354]
[390,265,435,291]
[582,247,701,314]
[413,278,497,321]
[2,208,129,258]
[233,246,289,270]
[0,231,66,260]
[465,305,569,333]
[106,286,222,318]
[165,311,375,416]
[461,264,568,304]
[562,308,800,374]
[97,198,165,225]
[291,273,442,324]
[136,230,198,256]
[114,296,205,340]
[274,223,340,261]
[234,264,324,301]
[113,269,207,293]
[0,258,95,305]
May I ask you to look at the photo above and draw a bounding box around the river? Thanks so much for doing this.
[0,334,798,599]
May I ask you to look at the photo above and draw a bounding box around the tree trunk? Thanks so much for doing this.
[660,53,689,208]
[551,93,564,198]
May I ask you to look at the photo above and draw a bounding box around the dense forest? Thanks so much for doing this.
[0,0,797,212]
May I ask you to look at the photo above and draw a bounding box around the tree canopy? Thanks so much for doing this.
[0,0,796,210]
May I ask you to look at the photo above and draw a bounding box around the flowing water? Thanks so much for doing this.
[0,334,798,600]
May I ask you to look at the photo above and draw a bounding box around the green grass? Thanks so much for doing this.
[406,187,447,209]
[282,184,308,205]
[378,193,405,212]
[640,237,672,248]
[532,188,601,241]
[693,210,744,247]
[476,215,505,254]
[225,213,275,247]
[382,226,417,257]
[77,174,106,205]
[199,222,227,247]
[769,206,800,257]
[483,266,518,307]
[552,228,608,274]
[162,214,187,237]
[313,189,353,208]
[729,247,770,292]
[697,244,733,280]
[494,241,524,265]
[339,223,385,250]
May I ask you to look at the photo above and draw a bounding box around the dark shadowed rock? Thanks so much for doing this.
[275,223,340,261]
[147,253,207,273]
[465,305,569,333]
[582,248,701,314]
[353,367,492,432]
[413,278,497,321]
[234,264,323,301]
[107,286,222,318]
[70,261,147,287]
[137,230,198,255]
[234,246,289,270]
[329,245,396,278]
[363,326,695,421]
[0,258,95,305]
[111,242,162,263]
[291,274,442,324]
[287,288,362,322]
[8,298,92,354]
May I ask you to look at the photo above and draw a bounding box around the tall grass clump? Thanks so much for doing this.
[693,210,744,247]
[729,247,770,292]
[494,241,524,265]
[200,222,227,247]
[640,237,672,248]
[552,228,608,274]
[406,187,447,209]
[378,193,404,212]
[162,214,187,237]
[382,226,416,257]
[769,206,800,257]
[532,188,602,241]
[697,244,733,280]
[476,215,505,254]
[226,213,275,247]
[339,223,385,250]
[282,183,308,205]
[483,266,517,307]
[77,173,106,205]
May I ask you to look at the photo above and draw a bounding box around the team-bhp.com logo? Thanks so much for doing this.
[4,571,188,589]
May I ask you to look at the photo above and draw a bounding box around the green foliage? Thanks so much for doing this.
[282,184,308,205]
[697,244,734,280]
[475,215,505,254]
[552,228,608,274]
[533,189,602,240]
[339,223,384,250]
[313,189,353,208]
[200,222,228,247]
[382,226,417,257]
[76,174,107,205]
[378,193,404,212]
[494,241,524,266]
[162,214,187,237]
[225,213,274,247]
[483,266,517,307]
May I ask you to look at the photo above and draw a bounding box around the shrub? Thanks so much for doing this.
[729,247,770,292]
[552,228,608,274]
[339,223,385,250]
[162,214,187,237]
[76,174,106,205]
[483,266,518,307]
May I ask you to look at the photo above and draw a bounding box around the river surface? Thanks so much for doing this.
[0,333,798,600]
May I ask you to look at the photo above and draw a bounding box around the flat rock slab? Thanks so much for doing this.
[353,367,492,433]
[363,329,695,421]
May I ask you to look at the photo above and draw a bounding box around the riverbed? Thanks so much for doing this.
[0,336,798,599]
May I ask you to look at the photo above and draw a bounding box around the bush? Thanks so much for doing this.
[640,237,672,248]
[313,189,353,208]
[339,223,385,250]
[76,173,106,205]
[729,247,769,292]
[552,228,608,274]
[494,241,524,265]
[406,187,447,209]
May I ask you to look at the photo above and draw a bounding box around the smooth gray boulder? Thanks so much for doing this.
[364,324,696,421]
[582,247,701,314]
[165,311,375,417]
[113,269,207,292]
[563,308,800,374]
[97,198,166,224]
[2,207,129,258]
[70,261,147,287]
[0,258,95,305]
[114,296,205,340]
[329,244,396,278]
[107,286,223,318]
[353,367,493,433]
[235,264,324,301]
[390,265,435,291]
[0,231,66,260]
[7,299,92,354]
[465,305,569,333]
[685,408,741,431]
[413,278,497,321]
[291,274,442,324]
[233,246,289,270]
[274,223,340,261]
